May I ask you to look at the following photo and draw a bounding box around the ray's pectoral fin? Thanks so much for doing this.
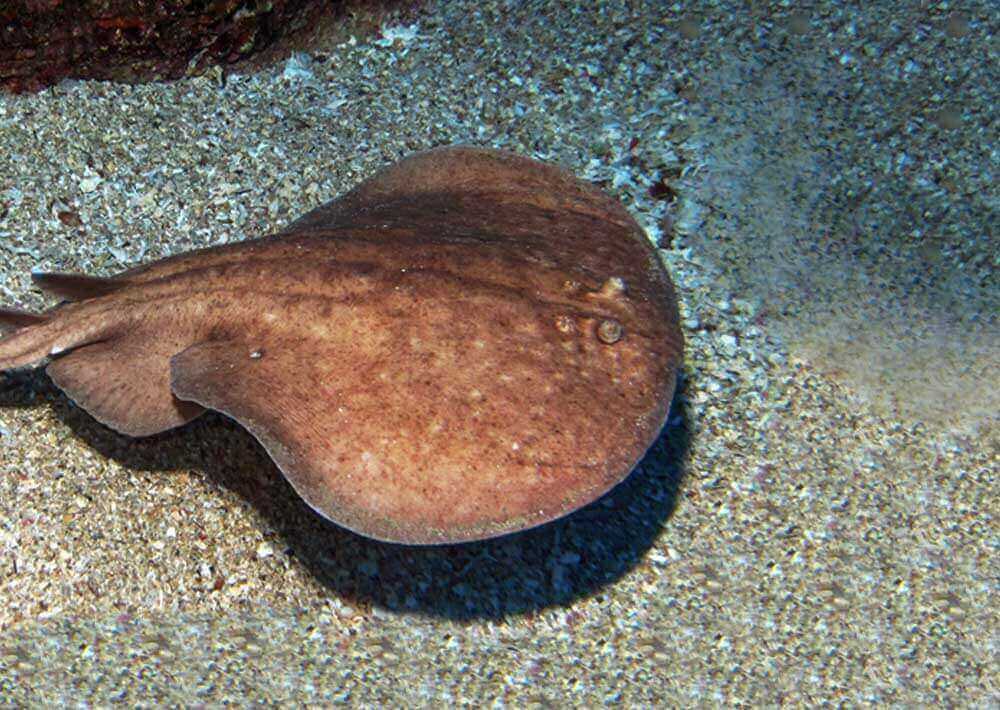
[169,339,325,503]
[169,340,282,438]
[48,339,205,437]
[169,339,406,541]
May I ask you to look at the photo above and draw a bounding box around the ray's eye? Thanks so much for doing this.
[597,319,623,344]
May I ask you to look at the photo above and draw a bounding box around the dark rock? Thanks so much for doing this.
[0,0,407,92]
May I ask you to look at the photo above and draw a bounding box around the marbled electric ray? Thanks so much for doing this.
[0,146,683,544]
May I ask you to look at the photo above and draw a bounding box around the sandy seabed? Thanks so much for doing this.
[0,0,995,704]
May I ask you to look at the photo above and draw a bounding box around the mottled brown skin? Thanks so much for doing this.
[0,146,683,544]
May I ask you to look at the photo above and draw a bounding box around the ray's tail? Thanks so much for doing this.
[0,307,48,333]
[1,271,207,436]
[0,272,123,371]
[0,306,56,371]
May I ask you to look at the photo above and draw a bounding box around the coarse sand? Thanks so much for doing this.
[0,0,995,704]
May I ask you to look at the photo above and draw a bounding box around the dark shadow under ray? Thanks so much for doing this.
[1,368,692,621]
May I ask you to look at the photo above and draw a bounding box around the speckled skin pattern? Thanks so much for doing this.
[0,0,994,704]
[0,147,683,543]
